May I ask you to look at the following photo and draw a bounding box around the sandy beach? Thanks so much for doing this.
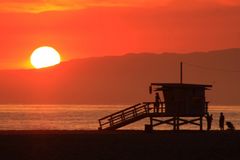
[0,130,239,160]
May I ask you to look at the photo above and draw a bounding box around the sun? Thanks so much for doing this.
[30,46,61,69]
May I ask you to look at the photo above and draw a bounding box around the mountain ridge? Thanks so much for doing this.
[0,48,240,105]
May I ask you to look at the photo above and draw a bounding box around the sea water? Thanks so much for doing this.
[0,105,239,130]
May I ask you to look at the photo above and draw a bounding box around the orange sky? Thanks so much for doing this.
[0,0,240,69]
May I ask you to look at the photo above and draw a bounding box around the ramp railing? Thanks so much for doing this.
[98,102,157,130]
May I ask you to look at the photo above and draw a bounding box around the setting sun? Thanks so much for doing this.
[30,46,61,69]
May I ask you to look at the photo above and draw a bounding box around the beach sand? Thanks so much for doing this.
[0,130,239,160]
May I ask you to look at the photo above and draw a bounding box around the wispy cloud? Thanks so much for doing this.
[0,0,174,13]
[0,0,239,13]
[0,1,81,13]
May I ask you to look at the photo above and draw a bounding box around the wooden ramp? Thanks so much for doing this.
[98,101,205,131]
[98,103,155,130]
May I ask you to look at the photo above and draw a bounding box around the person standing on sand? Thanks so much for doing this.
[154,92,160,113]
[206,113,213,131]
[219,112,225,130]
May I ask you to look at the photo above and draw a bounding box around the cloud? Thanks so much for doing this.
[0,0,240,13]
[0,1,80,13]
[0,0,173,13]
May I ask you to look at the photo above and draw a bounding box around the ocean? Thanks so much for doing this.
[0,105,239,130]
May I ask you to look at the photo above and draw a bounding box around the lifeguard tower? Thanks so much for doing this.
[98,63,212,131]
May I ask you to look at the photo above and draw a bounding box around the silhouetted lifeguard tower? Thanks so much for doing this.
[98,62,212,131]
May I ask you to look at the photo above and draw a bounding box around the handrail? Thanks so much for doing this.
[99,103,154,130]
[109,105,147,120]
[99,103,141,121]
[106,105,146,122]
[98,102,165,130]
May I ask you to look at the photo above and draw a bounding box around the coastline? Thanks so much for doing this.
[1,130,240,160]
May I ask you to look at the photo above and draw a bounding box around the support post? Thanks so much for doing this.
[150,116,153,128]
[173,117,176,130]
[144,116,153,132]
[200,116,203,131]
[176,117,180,130]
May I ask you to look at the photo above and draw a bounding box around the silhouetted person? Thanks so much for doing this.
[219,112,225,130]
[206,113,213,131]
[226,121,235,131]
[154,92,160,113]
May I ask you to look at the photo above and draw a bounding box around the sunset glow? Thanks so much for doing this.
[0,0,239,69]
[30,46,61,69]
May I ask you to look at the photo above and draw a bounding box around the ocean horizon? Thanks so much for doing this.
[0,105,239,130]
